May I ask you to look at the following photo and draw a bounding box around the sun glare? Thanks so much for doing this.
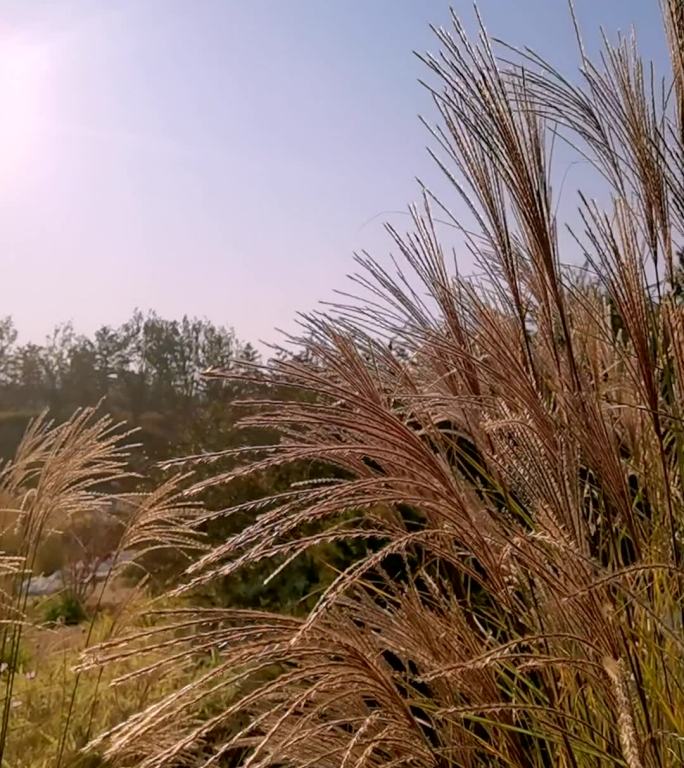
[0,36,50,180]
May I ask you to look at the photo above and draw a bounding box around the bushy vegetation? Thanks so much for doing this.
[4,3,684,767]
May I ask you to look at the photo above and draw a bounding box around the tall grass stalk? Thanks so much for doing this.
[86,4,684,767]
[0,407,204,766]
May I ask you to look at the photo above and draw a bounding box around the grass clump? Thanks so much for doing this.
[43,593,88,627]
[6,605,198,768]
[81,3,684,768]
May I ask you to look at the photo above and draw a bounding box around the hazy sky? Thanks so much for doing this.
[0,1,665,346]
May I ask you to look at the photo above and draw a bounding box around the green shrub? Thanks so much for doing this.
[43,593,87,627]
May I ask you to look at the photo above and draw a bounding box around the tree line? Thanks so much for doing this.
[0,311,262,463]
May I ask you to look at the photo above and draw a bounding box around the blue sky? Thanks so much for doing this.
[0,1,665,346]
